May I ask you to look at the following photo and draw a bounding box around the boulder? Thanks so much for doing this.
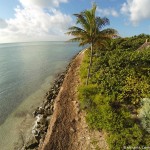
[25,136,38,149]
[47,93,53,100]
[36,115,46,125]
[50,105,54,111]
[46,116,51,123]
[38,107,44,114]
[45,104,50,110]
[46,109,52,116]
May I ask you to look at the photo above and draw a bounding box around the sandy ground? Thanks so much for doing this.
[39,50,108,150]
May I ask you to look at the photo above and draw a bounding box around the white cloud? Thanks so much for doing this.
[19,0,68,8]
[121,0,150,25]
[97,6,119,17]
[0,0,72,43]
[0,19,8,29]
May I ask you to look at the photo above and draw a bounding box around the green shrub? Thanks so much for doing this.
[79,34,150,149]
[107,124,142,150]
[78,84,98,109]
[139,98,150,133]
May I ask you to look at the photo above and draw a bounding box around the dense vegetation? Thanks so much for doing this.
[79,34,150,150]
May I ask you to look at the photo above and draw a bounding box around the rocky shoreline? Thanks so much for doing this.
[21,49,108,150]
[22,52,80,150]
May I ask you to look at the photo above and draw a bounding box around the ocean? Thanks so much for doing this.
[0,41,82,150]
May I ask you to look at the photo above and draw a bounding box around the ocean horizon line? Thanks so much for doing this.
[0,40,76,45]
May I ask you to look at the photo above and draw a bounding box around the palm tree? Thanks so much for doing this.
[66,4,117,85]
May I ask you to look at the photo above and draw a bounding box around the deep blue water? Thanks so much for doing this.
[0,41,81,124]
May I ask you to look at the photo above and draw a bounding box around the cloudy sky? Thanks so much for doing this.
[0,0,150,43]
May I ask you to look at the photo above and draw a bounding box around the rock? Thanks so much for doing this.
[50,105,54,111]
[43,100,49,107]
[25,136,38,149]
[50,99,54,104]
[43,126,48,132]
[35,123,41,129]
[55,84,59,88]
[47,93,53,100]
[45,104,50,110]
[52,90,57,95]
[32,129,39,137]
[70,127,76,133]
[32,110,37,117]
[38,107,44,114]
[46,116,51,122]
[46,109,52,115]
[33,107,45,117]
[36,115,46,125]
[45,92,48,96]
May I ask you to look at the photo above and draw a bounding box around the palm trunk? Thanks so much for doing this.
[86,44,93,85]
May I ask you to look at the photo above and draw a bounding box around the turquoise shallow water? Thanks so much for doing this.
[0,41,81,124]
[0,41,82,149]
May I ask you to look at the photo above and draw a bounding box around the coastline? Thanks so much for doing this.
[22,49,85,149]
[38,48,108,150]
[38,49,85,150]
[20,47,108,150]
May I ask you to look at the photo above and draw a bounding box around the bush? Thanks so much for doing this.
[139,98,150,133]
[79,84,98,109]
[108,124,142,150]
[79,34,150,149]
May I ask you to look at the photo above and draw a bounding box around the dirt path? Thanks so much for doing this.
[39,51,108,150]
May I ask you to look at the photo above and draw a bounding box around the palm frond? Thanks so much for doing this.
[101,28,118,38]
[74,13,90,31]
[66,26,85,34]
[91,3,97,17]
[96,17,110,30]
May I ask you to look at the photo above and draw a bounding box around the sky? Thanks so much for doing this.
[0,0,150,43]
